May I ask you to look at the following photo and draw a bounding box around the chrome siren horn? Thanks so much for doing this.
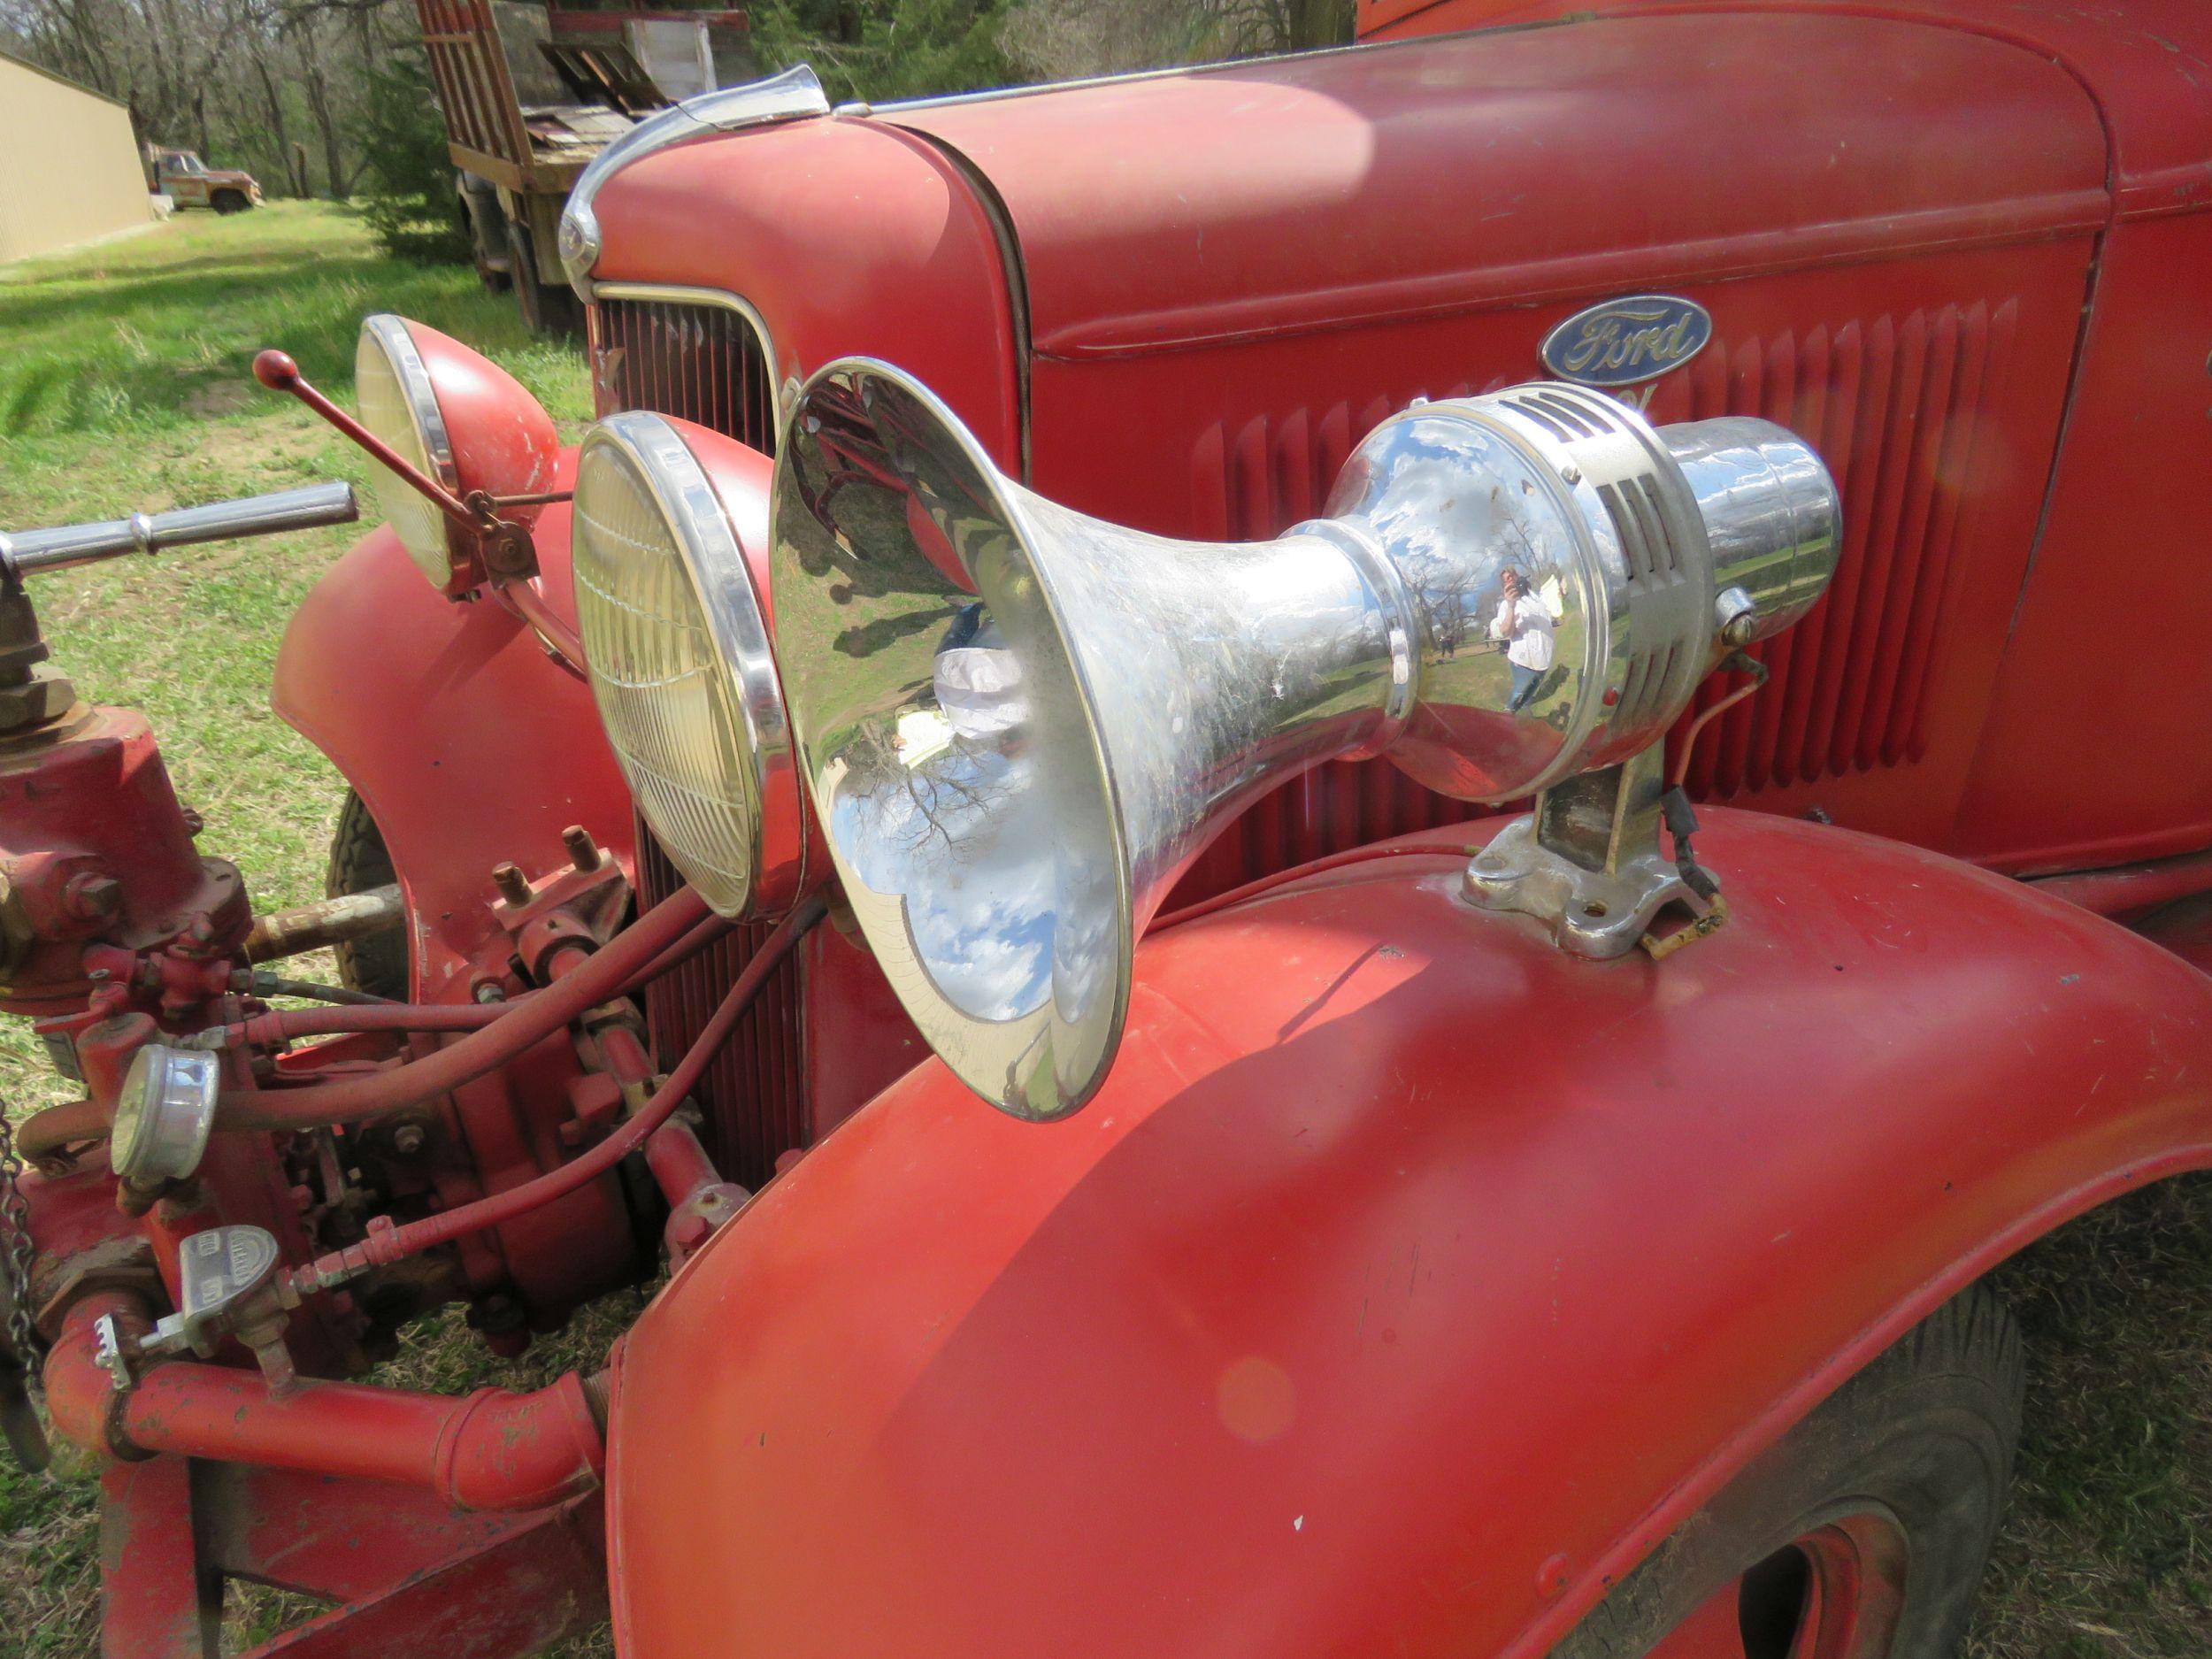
[770,360,1839,1120]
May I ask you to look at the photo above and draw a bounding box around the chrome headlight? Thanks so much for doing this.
[354,314,558,595]
[571,411,803,919]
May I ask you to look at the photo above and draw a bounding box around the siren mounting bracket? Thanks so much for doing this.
[1460,741,1725,959]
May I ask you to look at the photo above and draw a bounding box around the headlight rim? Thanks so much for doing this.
[574,409,803,921]
[357,314,465,580]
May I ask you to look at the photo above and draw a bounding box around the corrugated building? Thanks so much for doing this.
[0,50,152,263]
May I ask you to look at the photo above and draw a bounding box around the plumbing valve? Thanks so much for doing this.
[96,1224,301,1395]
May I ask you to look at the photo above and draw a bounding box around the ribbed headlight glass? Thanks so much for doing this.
[355,317,458,585]
[572,414,781,919]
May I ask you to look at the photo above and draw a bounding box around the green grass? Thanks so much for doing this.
[1970,1179,2212,1656]
[4,201,2212,1659]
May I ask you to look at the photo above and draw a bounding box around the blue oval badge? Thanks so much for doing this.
[1540,295,1713,388]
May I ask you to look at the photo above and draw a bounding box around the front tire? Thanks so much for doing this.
[1556,1286,2024,1659]
[211,189,250,215]
[326,789,409,1001]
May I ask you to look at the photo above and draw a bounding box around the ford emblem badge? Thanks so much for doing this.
[1540,295,1713,388]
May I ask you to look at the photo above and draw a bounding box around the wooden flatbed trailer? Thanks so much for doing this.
[414,0,751,332]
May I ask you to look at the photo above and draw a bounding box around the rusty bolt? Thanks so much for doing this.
[179,806,205,836]
[62,872,122,923]
[390,1124,426,1157]
[491,863,533,907]
[561,825,601,872]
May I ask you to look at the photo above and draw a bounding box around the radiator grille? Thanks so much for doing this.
[591,293,778,452]
[1678,302,2018,796]
[600,294,795,1173]
[634,820,806,1189]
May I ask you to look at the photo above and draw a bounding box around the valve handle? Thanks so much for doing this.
[101,1225,302,1396]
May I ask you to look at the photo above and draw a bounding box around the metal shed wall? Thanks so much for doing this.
[0,54,152,264]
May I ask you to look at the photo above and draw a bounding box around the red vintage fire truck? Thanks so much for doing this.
[4,2,2210,1655]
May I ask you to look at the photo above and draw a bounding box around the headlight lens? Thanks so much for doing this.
[355,316,461,587]
[572,412,799,919]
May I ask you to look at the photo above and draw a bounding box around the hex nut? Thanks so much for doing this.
[0,666,77,733]
[63,872,122,923]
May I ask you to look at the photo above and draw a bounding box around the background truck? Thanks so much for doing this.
[413,0,753,333]
[142,146,262,213]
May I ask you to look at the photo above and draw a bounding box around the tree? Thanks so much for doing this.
[998,0,1350,79]
[353,37,468,258]
[746,0,1020,102]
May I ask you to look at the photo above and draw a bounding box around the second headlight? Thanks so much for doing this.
[571,411,804,920]
[354,313,560,595]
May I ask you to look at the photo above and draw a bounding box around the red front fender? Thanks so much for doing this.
[270,464,634,997]
[605,811,2212,1658]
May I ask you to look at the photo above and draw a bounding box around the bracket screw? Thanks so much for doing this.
[561,825,600,872]
[491,863,533,907]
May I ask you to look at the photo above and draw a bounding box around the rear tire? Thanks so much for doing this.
[326,790,409,1002]
[1555,1286,2024,1658]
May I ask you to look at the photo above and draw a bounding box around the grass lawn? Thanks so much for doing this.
[2,202,2210,1658]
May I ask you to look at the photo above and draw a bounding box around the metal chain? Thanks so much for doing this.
[0,1116,39,1385]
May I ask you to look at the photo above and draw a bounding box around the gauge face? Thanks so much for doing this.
[354,318,460,587]
[572,412,796,921]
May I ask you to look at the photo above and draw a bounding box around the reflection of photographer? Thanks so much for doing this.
[1491,568,1557,713]
[935,603,1028,743]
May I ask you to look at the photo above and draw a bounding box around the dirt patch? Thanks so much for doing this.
[184,378,256,418]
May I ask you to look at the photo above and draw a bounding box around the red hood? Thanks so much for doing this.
[883,14,2103,359]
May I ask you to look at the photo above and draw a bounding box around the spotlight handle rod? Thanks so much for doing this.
[0,483,361,585]
[253,349,485,534]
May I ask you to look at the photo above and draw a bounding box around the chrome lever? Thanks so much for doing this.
[0,481,358,582]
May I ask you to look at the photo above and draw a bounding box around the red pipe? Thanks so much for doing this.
[16,1097,109,1161]
[215,885,710,1132]
[46,1294,603,1510]
[645,1118,722,1208]
[298,895,826,1289]
[240,1002,495,1044]
[213,909,737,1048]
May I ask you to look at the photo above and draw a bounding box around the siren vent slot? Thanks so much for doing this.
[1597,475,1684,587]
[1525,390,1611,438]
[1597,480,1653,581]
[1504,396,1576,442]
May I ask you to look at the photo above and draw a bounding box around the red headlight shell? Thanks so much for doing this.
[355,314,559,595]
